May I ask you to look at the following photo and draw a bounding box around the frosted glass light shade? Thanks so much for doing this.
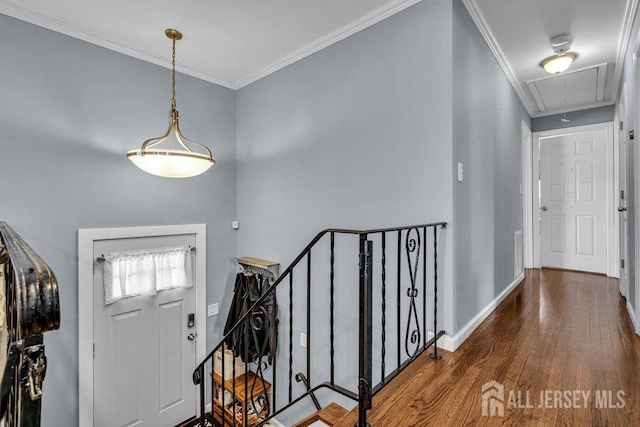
[127,149,214,178]
[540,53,577,74]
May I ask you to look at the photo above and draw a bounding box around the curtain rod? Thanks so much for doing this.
[96,245,196,262]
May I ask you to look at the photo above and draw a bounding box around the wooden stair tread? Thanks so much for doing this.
[293,402,349,427]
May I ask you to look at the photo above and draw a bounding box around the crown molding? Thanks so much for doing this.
[234,0,424,88]
[462,0,538,116]
[0,1,237,89]
[612,0,639,100]
[462,0,638,118]
[531,100,616,118]
[1,0,425,91]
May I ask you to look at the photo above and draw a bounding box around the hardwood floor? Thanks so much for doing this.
[335,269,640,426]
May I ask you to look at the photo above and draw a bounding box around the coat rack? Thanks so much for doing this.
[237,257,279,283]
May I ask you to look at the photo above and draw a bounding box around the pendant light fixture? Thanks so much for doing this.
[540,34,578,75]
[127,29,214,178]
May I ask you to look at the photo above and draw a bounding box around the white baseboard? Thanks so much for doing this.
[627,299,639,334]
[431,272,525,353]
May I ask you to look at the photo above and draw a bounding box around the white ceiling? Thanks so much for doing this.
[464,0,638,117]
[0,0,422,89]
[1,0,637,116]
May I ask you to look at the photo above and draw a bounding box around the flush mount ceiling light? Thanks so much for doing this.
[540,34,578,75]
[127,29,214,178]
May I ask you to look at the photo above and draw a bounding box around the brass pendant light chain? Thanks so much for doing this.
[171,35,177,111]
[164,29,182,112]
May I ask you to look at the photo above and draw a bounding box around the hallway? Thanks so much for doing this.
[337,269,640,426]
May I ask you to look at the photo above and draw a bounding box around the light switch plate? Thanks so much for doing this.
[457,162,464,182]
[300,333,307,348]
[231,220,240,230]
[207,303,219,317]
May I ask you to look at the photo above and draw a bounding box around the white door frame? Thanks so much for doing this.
[614,107,621,281]
[633,34,640,334]
[615,83,629,294]
[78,224,207,426]
[532,122,615,276]
[522,121,534,269]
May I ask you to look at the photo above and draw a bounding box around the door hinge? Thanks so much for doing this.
[620,121,624,131]
[621,190,625,200]
[621,259,625,269]
[93,343,95,359]
[630,130,635,140]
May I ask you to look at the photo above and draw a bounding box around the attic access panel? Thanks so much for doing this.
[526,63,607,113]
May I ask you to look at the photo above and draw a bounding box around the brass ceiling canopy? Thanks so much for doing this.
[165,28,182,41]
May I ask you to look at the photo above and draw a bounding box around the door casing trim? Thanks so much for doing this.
[633,32,640,334]
[522,120,534,269]
[532,122,615,276]
[78,224,206,426]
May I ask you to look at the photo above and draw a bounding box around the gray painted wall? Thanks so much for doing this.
[0,15,237,427]
[236,0,454,422]
[618,3,640,313]
[451,0,530,333]
[1,0,535,423]
[531,105,616,132]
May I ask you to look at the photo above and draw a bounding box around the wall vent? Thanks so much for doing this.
[514,230,523,279]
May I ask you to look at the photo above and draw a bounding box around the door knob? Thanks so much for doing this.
[187,333,195,341]
[541,206,548,211]
[618,206,627,212]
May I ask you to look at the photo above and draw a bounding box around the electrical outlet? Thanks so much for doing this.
[207,303,219,317]
[300,333,307,348]
[231,220,240,230]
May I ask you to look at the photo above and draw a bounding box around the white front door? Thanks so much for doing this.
[540,129,607,274]
[93,233,197,427]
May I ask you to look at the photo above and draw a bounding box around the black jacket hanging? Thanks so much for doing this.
[223,273,277,364]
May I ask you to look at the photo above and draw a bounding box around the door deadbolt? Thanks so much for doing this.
[187,313,195,328]
[541,206,548,211]
[187,333,195,341]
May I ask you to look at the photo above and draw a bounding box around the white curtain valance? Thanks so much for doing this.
[103,245,193,305]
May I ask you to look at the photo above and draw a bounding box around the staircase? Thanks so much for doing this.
[292,403,349,427]
[191,222,446,426]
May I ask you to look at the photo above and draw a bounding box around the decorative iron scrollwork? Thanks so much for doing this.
[25,345,46,400]
[245,281,276,421]
[405,228,421,358]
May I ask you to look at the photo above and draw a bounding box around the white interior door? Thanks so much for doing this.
[540,130,607,274]
[93,233,197,427]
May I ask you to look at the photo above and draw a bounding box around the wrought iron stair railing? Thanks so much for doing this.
[0,222,60,427]
[193,222,446,427]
